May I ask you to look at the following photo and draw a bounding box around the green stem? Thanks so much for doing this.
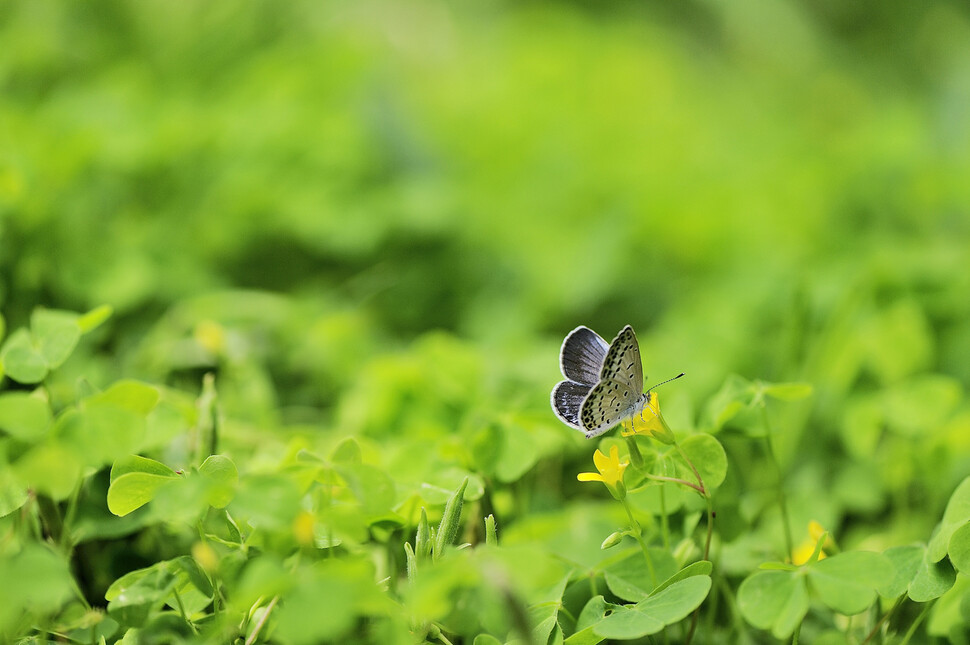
[659,485,670,550]
[703,498,715,561]
[36,494,63,544]
[60,478,84,554]
[621,497,657,588]
[625,435,644,469]
[436,630,455,645]
[677,440,713,645]
[644,473,705,495]
[674,442,707,497]
[760,405,794,559]
[792,621,801,644]
[863,596,905,644]
[715,572,751,642]
[172,587,199,634]
[244,595,279,645]
[898,600,933,645]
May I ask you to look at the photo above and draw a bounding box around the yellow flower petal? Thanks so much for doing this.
[791,521,829,565]
[621,392,666,437]
[808,520,826,542]
[579,446,629,487]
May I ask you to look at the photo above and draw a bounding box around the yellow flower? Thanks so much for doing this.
[621,392,675,444]
[194,319,227,356]
[791,520,829,565]
[293,510,316,547]
[578,446,629,499]
[191,541,220,573]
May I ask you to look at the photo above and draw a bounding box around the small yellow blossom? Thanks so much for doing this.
[621,392,675,444]
[293,510,316,547]
[578,446,629,499]
[792,520,829,565]
[194,319,227,356]
[191,541,220,573]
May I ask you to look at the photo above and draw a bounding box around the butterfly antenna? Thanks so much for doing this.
[647,372,685,392]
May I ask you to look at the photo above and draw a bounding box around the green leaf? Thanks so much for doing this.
[594,604,663,640]
[762,382,814,401]
[928,477,970,562]
[78,305,113,333]
[1,328,49,383]
[106,562,178,627]
[330,437,362,464]
[61,405,147,469]
[880,545,923,598]
[107,456,179,516]
[883,376,961,437]
[110,455,178,482]
[909,553,956,602]
[0,466,28,517]
[13,441,83,500]
[594,576,711,639]
[564,596,609,645]
[675,433,727,490]
[434,477,468,557]
[703,374,754,432]
[807,551,894,615]
[0,392,51,441]
[335,462,396,517]
[652,561,713,595]
[416,507,432,559]
[174,555,214,598]
[637,575,711,624]
[602,548,678,601]
[530,600,562,645]
[472,420,539,484]
[949,523,970,574]
[0,545,73,632]
[275,558,385,644]
[927,574,970,638]
[31,308,81,368]
[738,570,809,639]
[485,513,497,546]
[88,380,160,415]
[231,473,302,530]
[199,454,239,508]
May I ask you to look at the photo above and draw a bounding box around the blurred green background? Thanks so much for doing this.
[3,0,970,558]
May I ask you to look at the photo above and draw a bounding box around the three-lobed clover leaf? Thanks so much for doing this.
[739,551,894,638]
[0,306,111,384]
[565,563,712,642]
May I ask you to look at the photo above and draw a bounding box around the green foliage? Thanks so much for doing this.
[3,0,970,642]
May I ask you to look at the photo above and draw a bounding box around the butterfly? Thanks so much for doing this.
[550,325,657,438]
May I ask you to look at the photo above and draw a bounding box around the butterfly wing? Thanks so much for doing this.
[599,325,644,393]
[559,326,610,385]
[551,380,593,429]
[579,378,643,437]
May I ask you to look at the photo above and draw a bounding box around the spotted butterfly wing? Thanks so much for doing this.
[578,379,648,438]
[598,325,644,392]
[551,326,610,428]
[551,325,649,437]
[577,326,647,436]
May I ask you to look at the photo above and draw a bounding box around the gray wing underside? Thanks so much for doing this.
[559,326,610,385]
[551,380,592,428]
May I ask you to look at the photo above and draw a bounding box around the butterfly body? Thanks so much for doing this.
[551,325,652,438]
